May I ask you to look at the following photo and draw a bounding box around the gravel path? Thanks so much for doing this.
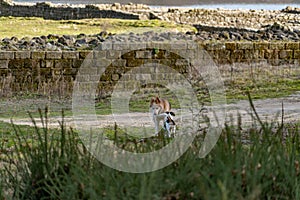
[1,92,299,131]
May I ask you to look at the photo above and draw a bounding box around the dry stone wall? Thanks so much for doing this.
[154,7,300,31]
[0,41,299,97]
[0,0,146,20]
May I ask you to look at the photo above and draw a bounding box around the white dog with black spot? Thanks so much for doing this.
[162,111,176,137]
[150,97,176,137]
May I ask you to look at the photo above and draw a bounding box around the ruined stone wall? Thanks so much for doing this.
[0,0,144,20]
[0,41,299,97]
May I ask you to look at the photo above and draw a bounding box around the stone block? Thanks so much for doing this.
[217,50,231,60]
[106,50,121,59]
[294,50,300,59]
[23,59,32,68]
[90,75,100,82]
[0,60,9,69]
[111,59,126,67]
[40,60,54,68]
[121,50,135,59]
[126,59,144,67]
[264,49,277,59]
[225,42,236,51]
[62,51,79,59]
[257,50,265,59]
[231,50,244,62]
[9,59,23,69]
[0,69,9,76]
[95,58,113,67]
[155,50,173,59]
[237,42,254,50]
[135,73,152,80]
[175,59,189,66]
[254,42,269,50]
[97,42,113,51]
[269,43,285,50]
[15,51,31,59]
[147,42,171,50]
[244,50,259,60]
[205,42,226,51]
[0,51,14,59]
[157,59,173,67]
[140,66,155,74]
[279,50,293,59]
[72,59,84,68]
[31,60,41,70]
[46,51,62,59]
[93,51,106,59]
[79,51,92,59]
[176,49,195,60]
[120,74,131,81]
[54,60,72,69]
[171,42,187,50]
[31,51,45,59]
[285,42,299,50]
[129,43,147,50]
[135,50,152,59]
[63,68,78,76]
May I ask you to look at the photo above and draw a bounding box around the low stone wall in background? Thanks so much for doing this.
[0,41,299,97]
[0,0,147,20]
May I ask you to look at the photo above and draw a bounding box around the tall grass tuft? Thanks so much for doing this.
[0,108,97,199]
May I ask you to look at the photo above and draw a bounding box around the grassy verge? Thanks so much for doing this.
[0,76,299,119]
[0,17,196,38]
[1,76,300,119]
[226,78,300,103]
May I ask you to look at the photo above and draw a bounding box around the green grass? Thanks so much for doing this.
[0,101,300,199]
[0,110,68,149]
[0,17,196,38]
[0,94,73,119]
[225,78,300,103]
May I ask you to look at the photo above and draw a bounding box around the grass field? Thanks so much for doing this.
[0,17,196,38]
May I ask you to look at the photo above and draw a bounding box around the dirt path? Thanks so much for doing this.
[0,92,299,130]
[225,92,300,125]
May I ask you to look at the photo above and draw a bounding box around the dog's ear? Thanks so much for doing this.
[150,97,155,107]
[167,116,176,125]
[171,119,176,125]
[155,96,160,103]
[170,112,175,116]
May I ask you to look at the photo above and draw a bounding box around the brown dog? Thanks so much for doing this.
[150,97,172,135]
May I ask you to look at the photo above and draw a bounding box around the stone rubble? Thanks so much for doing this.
[1,22,300,51]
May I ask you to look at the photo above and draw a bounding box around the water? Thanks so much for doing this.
[12,0,300,10]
